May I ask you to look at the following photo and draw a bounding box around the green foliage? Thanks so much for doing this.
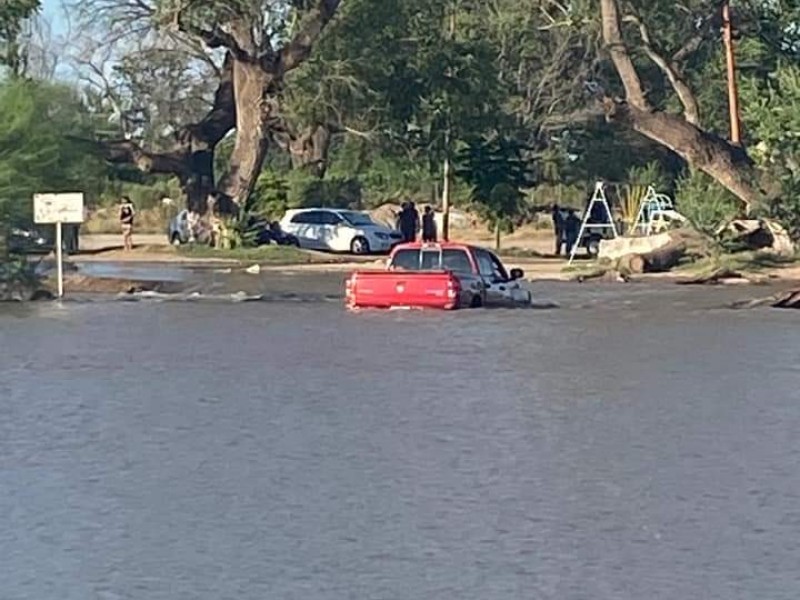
[0,255,42,300]
[457,135,530,236]
[741,61,800,237]
[457,135,530,201]
[248,170,290,218]
[247,169,363,219]
[675,170,740,236]
[0,79,105,226]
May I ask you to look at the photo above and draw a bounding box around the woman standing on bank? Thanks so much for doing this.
[119,196,135,251]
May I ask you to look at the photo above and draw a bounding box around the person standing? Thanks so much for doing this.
[398,201,418,243]
[421,205,437,242]
[564,209,581,256]
[551,203,565,256]
[407,202,420,242]
[119,196,135,251]
[396,202,408,235]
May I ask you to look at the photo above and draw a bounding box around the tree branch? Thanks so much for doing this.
[93,139,191,175]
[671,5,723,63]
[182,52,236,146]
[168,1,251,60]
[600,0,648,109]
[624,14,701,126]
[278,0,342,74]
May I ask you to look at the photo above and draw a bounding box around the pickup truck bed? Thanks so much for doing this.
[346,270,461,310]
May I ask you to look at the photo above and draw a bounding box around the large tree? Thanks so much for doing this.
[77,0,342,212]
[596,0,785,212]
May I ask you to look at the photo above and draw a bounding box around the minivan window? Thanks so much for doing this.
[340,211,374,227]
[291,211,324,225]
[321,211,343,225]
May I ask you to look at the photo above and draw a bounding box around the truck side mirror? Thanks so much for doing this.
[510,268,524,281]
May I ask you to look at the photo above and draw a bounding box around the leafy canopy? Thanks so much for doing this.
[0,79,105,224]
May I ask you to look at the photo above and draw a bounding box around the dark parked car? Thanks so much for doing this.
[7,224,79,255]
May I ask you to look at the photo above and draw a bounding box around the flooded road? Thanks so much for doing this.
[2,281,799,599]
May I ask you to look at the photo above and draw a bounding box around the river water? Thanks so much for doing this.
[1,279,799,600]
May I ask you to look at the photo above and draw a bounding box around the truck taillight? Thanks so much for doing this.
[447,278,459,299]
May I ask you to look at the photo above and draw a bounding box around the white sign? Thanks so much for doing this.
[33,193,85,224]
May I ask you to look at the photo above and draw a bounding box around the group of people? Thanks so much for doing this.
[551,204,582,257]
[118,193,231,251]
[396,201,438,243]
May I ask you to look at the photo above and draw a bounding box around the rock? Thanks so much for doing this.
[598,232,673,262]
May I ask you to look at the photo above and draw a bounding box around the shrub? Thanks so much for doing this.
[675,170,741,236]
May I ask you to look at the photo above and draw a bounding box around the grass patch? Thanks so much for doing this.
[176,244,348,264]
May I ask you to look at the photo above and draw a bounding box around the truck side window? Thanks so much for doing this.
[442,249,472,273]
[489,253,509,281]
[475,250,495,278]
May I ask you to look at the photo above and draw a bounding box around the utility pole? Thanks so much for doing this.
[722,0,742,144]
[441,4,456,242]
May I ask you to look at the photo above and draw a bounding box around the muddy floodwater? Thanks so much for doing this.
[2,276,800,600]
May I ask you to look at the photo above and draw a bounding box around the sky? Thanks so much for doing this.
[41,0,66,35]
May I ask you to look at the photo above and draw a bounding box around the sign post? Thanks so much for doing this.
[33,193,85,299]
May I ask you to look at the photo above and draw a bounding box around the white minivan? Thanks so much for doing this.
[279,208,402,254]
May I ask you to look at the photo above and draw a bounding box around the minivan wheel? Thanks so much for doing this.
[350,236,370,255]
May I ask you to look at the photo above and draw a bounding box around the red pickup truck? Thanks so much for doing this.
[345,242,532,310]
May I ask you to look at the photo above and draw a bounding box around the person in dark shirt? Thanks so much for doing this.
[119,196,135,251]
[421,206,437,242]
[551,203,565,256]
[398,201,420,243]
[564,209,582,255]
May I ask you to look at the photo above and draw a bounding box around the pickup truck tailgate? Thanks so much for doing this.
[346,271,460,309]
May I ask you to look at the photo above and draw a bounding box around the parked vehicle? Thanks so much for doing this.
[8,226,52,254]
[7,224,79,255]
[345,242,531,310]
[279,208,402,254]
[168,210,192,245]
[580,228,607,257]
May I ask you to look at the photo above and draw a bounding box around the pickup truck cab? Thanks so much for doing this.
[345,242,531,310]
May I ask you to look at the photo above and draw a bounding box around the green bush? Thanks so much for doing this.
[675,170,741,236]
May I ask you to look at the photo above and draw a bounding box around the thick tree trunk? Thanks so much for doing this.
[606,102,773,212]
[289,124,332,178]
[217,60,276,206]
[179,145,216,214]
[97,54,237,213]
